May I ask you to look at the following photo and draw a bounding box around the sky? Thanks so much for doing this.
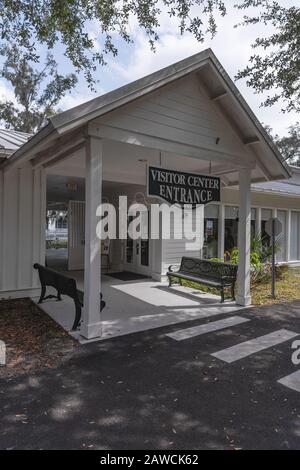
[0,1,298,137]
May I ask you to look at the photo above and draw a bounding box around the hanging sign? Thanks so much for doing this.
[148,166,220,205]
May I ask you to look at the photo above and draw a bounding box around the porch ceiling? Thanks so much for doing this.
[45,138,271,188]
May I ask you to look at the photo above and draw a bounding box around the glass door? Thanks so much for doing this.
[124,211,151,275]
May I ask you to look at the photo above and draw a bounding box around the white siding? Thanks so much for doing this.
[161,207,204,275]
[290,212,300,261]
[0,166,45,295]
[276,210,287,262]
[98,75,252,162]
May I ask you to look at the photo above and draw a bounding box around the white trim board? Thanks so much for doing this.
[1,288,40,299]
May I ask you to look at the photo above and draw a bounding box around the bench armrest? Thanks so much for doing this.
[168,264,180,273]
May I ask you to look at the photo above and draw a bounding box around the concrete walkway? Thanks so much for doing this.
[32,273,245,342]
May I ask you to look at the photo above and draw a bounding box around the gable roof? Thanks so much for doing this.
[50,49,215,132]
[2,49,290,180]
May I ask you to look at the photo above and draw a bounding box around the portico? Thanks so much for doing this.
[0,49,290,339]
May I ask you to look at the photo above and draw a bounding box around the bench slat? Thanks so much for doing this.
[167,257,237,303]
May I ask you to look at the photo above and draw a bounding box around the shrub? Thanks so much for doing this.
[206,236,284,286]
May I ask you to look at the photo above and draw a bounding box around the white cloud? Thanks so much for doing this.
[106,5,297,137]
[111,32,202,82]
[58,89,103,110]
[0,80,17,104]
[87,19,102,52]
[1,2,297,137]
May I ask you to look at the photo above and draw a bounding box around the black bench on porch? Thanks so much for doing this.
[33,263,105,330]
[167,257,238,303]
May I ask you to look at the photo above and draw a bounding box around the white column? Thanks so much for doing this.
[256,207,261,237]
[81,136,102,339]
[298,213,300,261]
[286,210,291,262]
[236,169,251,306]
[272,208,277,262]
[218,204,225,260]
[0,170,3,292]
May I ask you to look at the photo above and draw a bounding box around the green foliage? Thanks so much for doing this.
[0,44,77,133]
[0,1,298,112]
[250,234,278,263]
[265,124,300,166]
[251,262,289,286]
[235,2,300,113]
[225,246,263,272]
[229,248,239,265]
[0,0,227,89]
[221,234,285,285]
[220,233,281,274]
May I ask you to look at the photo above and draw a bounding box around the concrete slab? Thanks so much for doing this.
[32,272,247,343]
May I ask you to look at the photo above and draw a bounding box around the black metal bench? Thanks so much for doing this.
[33,263,105,330]
[167,257,238,303]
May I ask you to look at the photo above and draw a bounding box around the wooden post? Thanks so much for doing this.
[256,207,261,237]
[236,169,252,306]
[286,210,291,262]
[80,136,102,339]
[271,218,276,299]
[218,204,225,260]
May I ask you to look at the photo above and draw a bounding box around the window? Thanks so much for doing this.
[251,208,256,239]
[223,207,257,256]
[290,212,300,261]
[203,204,218,259]
[224,206,238,253]
[276,210,286,262]
[126,215,134,263]
[261,209,272,248]
[140,211,150,266]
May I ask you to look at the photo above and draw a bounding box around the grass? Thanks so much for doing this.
[251,267,300,306]
[46,239,68,249]
[180,267,300,306]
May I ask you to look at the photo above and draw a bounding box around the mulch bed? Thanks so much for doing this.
[0,298,78,379]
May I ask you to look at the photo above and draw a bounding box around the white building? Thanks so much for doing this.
[0,49,298,339]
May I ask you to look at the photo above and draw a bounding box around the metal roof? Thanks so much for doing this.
[0,128,32,156]
[1,49,291,180]
[252,180,300,196]
[252,166,300,196]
